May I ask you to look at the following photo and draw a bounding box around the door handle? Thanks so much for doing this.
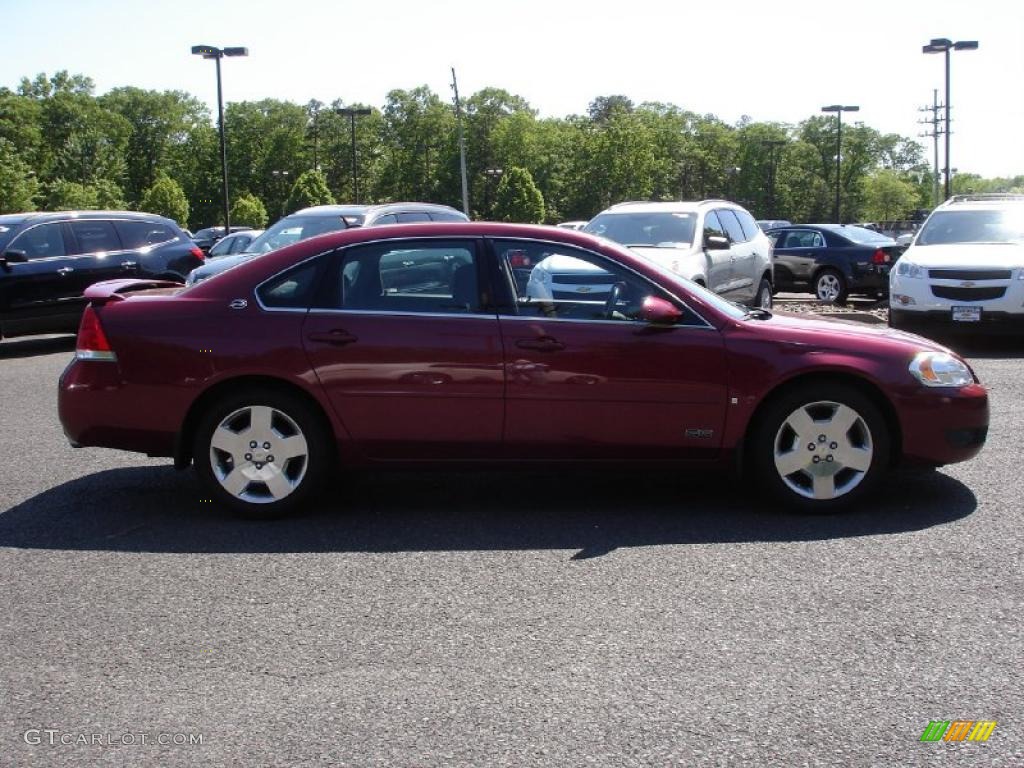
[307,329,358,346]
[121,260,138,270]
[515,336,565,352]
[56,267,74,276]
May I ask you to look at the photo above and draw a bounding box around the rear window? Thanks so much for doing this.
[114,220,177,249]
[837,226,896,245]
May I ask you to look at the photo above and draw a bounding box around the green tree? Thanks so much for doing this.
[140,172,189,226]
[493,166,544,223]
[861,169,920,221]
[45,179,99,210]
[230,193,269,228]
[284,169,334,214]
[94,179,127,209]
[0,139,39,213]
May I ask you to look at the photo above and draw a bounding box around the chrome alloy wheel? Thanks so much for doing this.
[772,400,873,500]
[208,405,309,504]
[816,273,842,302]
[758,284,773,309]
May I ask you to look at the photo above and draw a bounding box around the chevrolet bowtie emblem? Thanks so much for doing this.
[576,286,592,293]
[960,281,976,287]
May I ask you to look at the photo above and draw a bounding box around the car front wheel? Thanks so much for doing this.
[754,278,773,309]
[751,383,890,512]
[194,388,331,518]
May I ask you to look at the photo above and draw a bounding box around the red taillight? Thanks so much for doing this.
[191,245,205,261]
[871,248,890,265]
[76,306,117,361]
[508,250,532,268]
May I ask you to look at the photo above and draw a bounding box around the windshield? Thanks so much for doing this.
[916,209,1024,246]
[244,214,354,254]
[584,211,696,247]
[837,226,895,245]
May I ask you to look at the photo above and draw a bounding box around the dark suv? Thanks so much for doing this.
[0,211,203,339]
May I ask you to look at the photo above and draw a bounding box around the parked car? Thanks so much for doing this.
[890,193,1024,331]
[185,202,469,286]
[556,220,588,230]
[0,211,203,339]
[60,222,987,519]
[757,219,792,231]
[766,224,902,304]
[584,200,774,308]
[207,229,263,258]
[191,226,253,254]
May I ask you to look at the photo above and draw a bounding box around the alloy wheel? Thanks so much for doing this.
[816,273,842,302]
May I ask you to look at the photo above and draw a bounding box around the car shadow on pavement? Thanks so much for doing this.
[0,464,976,559]
[917,333,1024,359]
[0,334,75,359]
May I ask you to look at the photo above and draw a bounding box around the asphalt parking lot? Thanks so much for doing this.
[1,331,1022,767]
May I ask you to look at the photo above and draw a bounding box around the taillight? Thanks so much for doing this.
[508,250,532,268]
[191,245,205,261]
[871,248,890,265]
[76,306,117,362]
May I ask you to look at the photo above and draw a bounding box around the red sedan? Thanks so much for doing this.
[58,223,988,518]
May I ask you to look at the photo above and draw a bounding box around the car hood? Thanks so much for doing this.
[748,309,954,355]
[629,245,691,259]
[193,252,256,278]
[902,242,1024,268]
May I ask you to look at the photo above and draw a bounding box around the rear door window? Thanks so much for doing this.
[396,212,432,223]
[114,220,177,249]
[717,210,747,243]
[733,209,761,241]
[68,220,121,255]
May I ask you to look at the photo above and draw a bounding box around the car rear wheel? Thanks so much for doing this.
[814,269,848,305]
[194,389,331,519]
[754,278,773,309]
[751,383,890,513]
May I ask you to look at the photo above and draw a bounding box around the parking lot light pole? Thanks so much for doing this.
[821,104,859,223]
[923,38,978,201]
[191,45,248,231]
[336,108,372,203]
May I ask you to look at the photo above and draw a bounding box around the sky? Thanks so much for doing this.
[2,0,1022,178]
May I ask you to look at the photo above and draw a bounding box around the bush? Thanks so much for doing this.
[493,166,545,223]
[140,172,189,227]
[284,170,334,215]
[230,193,269,228]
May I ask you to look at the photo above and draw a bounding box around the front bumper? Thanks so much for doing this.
[894,383,989,467]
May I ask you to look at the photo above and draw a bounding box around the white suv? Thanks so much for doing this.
[890,194,1024,330]
[583,200,774,307]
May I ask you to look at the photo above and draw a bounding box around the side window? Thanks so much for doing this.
[8,223,67,258]
[811,232,825,248]
[428,210,468,222]
[493,239,701,325]
[396,212,431,223]
[782,231,812,248]
[320,240,480,315]
[718,210,747,243]
[371,214,398,225]
[114,220,176,249]
[702,210,726,242]
[257,258,322,309]
[734,209,760,241]
[208,237,234,257]
[68,220,120,255]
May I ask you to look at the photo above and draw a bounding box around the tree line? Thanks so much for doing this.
[2,70,1022,229]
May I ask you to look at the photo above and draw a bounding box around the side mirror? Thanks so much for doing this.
[0,249,27,270]
[640,295,682,325]
[704,235,730,250]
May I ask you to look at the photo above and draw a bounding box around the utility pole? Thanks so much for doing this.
[918,89,945,208]
[451,67,470,216]
[762,139,785,218]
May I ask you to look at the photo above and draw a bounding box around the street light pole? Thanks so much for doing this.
[336,107,371,203]
[762,140,785,218]
[821,104,859,223]
[923,38,978,200]
[191,45,248,230]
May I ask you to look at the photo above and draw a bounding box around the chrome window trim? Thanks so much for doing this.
[495,314,716,330]
[304,308,499,320]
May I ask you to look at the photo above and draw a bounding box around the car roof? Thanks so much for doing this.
[2,210,177,224]
[599,200,742,215]
[934,194,1024,212]
[293,202,467,218]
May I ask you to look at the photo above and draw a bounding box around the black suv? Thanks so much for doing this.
[0,211,203,339]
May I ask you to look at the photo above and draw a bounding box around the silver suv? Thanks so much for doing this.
[584,200,774,307]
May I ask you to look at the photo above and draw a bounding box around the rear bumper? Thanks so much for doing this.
[58,359,178,457]
[895,383,989,466]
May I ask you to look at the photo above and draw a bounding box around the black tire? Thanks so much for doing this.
[814,268,848,305]
[753,277,773,309]
[193,388,332,519]
[750,383,890,513]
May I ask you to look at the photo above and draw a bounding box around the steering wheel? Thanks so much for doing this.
[603,282,626,320]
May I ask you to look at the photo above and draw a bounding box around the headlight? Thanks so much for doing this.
[909,351,974,387]
[184,273,196,287]
[895,260,925,278]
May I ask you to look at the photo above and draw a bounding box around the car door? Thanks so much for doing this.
[300,237,504,460]
[718,209,756,300]
[65,219,135,286]
[774,229,824,287]
[0,221,88,335]
[700,210,735,296]
[490,238,729,461]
